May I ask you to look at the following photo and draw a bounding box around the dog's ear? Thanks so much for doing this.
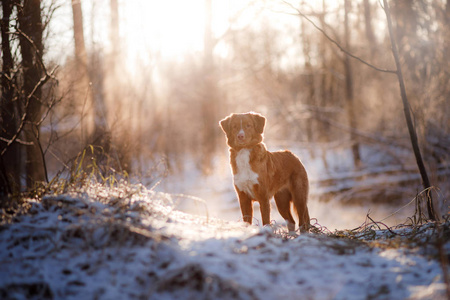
[251,113,266,134]
[219,115,232,136]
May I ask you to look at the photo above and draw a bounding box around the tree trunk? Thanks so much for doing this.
[363,0,377,58]
[447,0,450,20]
[201,0,217,174]
[0,0,21,197]
[110,0,119,73]
[383,0,436,221]
[344,0,361,168]
[71,0,94,144]
[18,0,47,190]
[72,0,88,68]
[300,17,315,144]
[87,1,110,160]
[317,0,332,144]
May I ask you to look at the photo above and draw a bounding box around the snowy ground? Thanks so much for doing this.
[1,183,448,299]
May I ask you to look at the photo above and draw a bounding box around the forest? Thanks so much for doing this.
[0,0,449,299]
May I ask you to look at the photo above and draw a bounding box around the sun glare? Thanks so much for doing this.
[122,0,224,63]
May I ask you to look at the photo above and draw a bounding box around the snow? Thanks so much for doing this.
[1,183,448,299]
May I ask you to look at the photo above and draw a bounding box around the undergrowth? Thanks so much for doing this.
[1,146,449,299]
[2,145,449,256]
[3,144,448,248]
[0,146,143,224]
[1,149,449,298]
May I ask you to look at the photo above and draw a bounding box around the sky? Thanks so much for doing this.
[46,0,254,65]
[44,0,325,69]
[42,0,400,74]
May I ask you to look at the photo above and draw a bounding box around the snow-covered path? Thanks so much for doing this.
[0,184,448,299]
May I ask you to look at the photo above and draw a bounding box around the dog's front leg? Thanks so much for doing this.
[258,198,271,226]
[236,190,253,224]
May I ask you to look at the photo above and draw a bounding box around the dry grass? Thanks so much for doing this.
[1,146,448,298]
[1,169,449,299]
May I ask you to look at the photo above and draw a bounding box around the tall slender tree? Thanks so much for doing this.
[71,0,93,144]
[1,0,53,194]
[383,0,436,221]
[201,0,218,174]
[285,0,439,219]
[18,0,47,189]
[343,0,361,167]
[0,0,20,197]
[363,0,377,58]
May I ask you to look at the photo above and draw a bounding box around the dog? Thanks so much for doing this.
[219,112,310,232]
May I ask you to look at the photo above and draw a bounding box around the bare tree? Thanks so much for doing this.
[71,0,110,161]
[109,0,119,74]
[363,0,377,58]
[383,0,436,221]
[343,0,361,167]
[283,0,437,219]
[201,0,218,174]
[1,0,58,198]
[0,0,20,196]
[71,0,93,143]
[18,0,46,189]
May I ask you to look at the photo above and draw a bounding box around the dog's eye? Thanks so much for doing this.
[246,123,252,128]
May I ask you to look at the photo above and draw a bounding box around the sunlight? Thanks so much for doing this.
[3,0,449,297]
[122,1,204,60]
[120,0,237,64]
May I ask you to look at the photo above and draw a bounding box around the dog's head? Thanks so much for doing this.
[219,112,266,149]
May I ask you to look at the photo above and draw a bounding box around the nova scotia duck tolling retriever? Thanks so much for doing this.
[220,112,310,232]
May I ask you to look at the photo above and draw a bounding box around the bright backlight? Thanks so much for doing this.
[122,0,206,60]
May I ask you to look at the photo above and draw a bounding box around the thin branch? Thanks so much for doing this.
[34,124,49,183]
[1,27,59,157]
[14,28,57,80]
[280,0,397,74]
[0,136,33,146]
[314,113,402,147]
[0,66,58,157]
[212,0,263,48]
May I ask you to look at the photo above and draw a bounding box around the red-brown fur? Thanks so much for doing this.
[220,112,310,232]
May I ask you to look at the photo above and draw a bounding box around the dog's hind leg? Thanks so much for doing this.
[298,205,310,233]
[274,189,296,232]
[291,176,310,233]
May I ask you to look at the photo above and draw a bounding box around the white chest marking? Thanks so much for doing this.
[233,149,259,198]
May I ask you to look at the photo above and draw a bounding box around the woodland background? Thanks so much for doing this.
[0,0,449,216]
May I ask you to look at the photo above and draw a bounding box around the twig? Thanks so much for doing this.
[0,136,33,145]
[366,214,398,236]
[0,66,58,157]
[280,0,397,74]
[380,187,435,223]
[13,28,57,80]
[310,218,332,234]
